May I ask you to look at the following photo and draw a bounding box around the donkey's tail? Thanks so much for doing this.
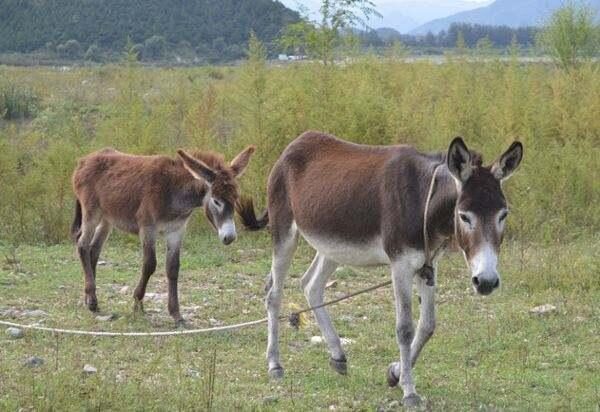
[71,200,82,242]
[235,196,269,231]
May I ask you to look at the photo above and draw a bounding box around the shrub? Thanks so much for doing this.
[537,4,600,70]
[84,44,102,62]
[143,35,167,60]
[58,39,83,59]
[0,82,40,119]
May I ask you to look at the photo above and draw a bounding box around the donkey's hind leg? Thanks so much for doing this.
[266,222,298,379]
[90,220,112,279]
[300,253,344,373]
[133,226,157,314]
[77,208,102,312]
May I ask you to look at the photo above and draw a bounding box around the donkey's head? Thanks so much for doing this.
[177,146,256,245]
[446,137,523,295]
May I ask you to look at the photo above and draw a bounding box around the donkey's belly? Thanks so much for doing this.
[301,231,390,266]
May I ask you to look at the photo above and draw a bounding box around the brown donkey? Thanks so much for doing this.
[238,131,523,406]
[71,146,255,324]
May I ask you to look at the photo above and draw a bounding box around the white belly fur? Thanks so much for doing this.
[300,231,391,266]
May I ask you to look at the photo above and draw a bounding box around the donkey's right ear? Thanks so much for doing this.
[447,137,473,184]
[177,150,216,184]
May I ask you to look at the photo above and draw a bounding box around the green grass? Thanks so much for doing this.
[1,231,598,410]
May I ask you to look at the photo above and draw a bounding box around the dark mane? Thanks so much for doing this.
[189,150,229,171]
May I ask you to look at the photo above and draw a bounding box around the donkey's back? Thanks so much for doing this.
[72,148,191,234]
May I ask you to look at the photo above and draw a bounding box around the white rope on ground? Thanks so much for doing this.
[0,279,396,337]
[0,318,268,337]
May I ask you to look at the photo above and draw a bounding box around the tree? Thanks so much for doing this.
[59,39,82,59]
[279,0,380,64]
[143,35,167,60]
[84,44,102,62]
[537,4,599,70]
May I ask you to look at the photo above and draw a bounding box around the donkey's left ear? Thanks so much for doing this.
[230,145,256,177]
[491,141,523,181]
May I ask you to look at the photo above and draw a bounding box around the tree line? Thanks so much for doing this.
[361,23,539,50]
[0,0,299,62]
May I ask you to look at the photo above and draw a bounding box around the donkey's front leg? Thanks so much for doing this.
[387,258,421,407]
[133,227,157,314]
[411,273,436,368]
[166,228,185,326]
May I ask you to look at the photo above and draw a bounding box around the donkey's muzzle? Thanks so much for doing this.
[472,274,500,295]
[218,221,237,245]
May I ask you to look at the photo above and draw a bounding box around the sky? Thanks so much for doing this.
[279,0,493,32]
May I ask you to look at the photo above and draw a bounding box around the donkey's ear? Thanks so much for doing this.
[491,141,523,181]
[177,149,216,184]
[230,145,256,177]
[447,137,473,184]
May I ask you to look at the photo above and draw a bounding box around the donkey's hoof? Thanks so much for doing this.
[85,297,99,312]
[402,393,422,408]
[175,318,186,329]
[329,357,347,375]
[268,366,284,380]
[387,364,399,387]
[133,299,144,314]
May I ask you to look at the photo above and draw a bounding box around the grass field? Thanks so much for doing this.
[1,230,598,411]
[0,47,599,410]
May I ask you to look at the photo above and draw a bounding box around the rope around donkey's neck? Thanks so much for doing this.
[0,280,393,337]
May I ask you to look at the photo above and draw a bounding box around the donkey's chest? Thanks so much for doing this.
[301,232,391,266]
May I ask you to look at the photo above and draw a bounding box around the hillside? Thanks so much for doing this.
[0,0,299,61]
[412,0,600,34]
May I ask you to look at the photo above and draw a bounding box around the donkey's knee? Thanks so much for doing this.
[396,319,415,346]
[265,283,282,310]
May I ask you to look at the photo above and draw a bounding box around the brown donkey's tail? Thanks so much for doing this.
[235,196,269,231]
[71,200,82,242]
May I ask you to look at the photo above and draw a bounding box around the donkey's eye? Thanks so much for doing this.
[499,211,509,222]
[459,213,471,224]
[212,199,222,208]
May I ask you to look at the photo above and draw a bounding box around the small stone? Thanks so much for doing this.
[529,304,557,315]
[263,395,278,405]
[22,309,48,318]
[334,291,346,299]
[119,286,130,294]
[185,368,200,379]
[6,327,24,339]
[325,280,338,289]
[95,313,118,322]
[329,405,337,411]
[83,364,97,374]
[208,318,223,326]
[97,260,107,266]
[23,356,44,368]
[340,337,355,346]
[388,400,401,409]
[145,293,167,302]
[310,336,324,345]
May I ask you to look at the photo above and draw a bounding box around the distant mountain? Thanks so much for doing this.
[412,0,600,34]
[374,7,419,33]
[0,0,299,60]
[281,0,493,33]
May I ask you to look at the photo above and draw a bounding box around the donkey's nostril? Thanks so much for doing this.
[493,278,500,288]
[472,276,480,286]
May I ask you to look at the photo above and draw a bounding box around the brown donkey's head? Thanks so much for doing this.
[177,146,256,245]
[446,137,523,295]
